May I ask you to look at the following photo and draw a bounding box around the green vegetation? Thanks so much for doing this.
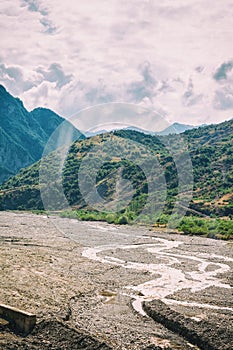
[0,118,232,239]
[58,209,233,239]
[178,216,233,239]
[60,209,131,225]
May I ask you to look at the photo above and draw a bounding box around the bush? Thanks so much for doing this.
[117,215,128,224]
[105,213,117,224]
[178,217,233,239]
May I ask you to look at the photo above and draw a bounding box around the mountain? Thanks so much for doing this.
[84,129,109,137]
[157,122,200,135]
[0,118,232,218]
[84,123,200,137]
[0,85,83,183]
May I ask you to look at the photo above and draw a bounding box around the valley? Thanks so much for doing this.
[1,2,233,349]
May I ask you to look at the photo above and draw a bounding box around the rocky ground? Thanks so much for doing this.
[0,212,232,349]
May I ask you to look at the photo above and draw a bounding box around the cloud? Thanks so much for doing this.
[40,17,56,34]
[212,60,233,110]
[20,0,57,34]
[0,62,36,94]
[36,63,73,89]
[195,66,204,73]
[0,64,23,81]
[213,85,233,110]
[213,60,233,81]
[21,0,48,16]
[156,4,193,20]
[182,78,203,107]
[85,86,114,105]
[127,62,157,102]
[0,0,233,124]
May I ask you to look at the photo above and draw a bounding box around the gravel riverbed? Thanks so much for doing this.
[0,212,232,349]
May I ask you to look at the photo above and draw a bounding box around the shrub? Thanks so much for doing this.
[117,215,128,224]
[105,213,116,224]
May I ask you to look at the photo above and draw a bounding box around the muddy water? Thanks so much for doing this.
[82,234,232,316]
[54,218,233,316]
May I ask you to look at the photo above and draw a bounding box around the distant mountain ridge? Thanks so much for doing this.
[84,123,201,137]
[158,122,202,135]
[0,85,83,183]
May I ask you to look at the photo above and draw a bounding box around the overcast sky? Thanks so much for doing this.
[0,0,233,126]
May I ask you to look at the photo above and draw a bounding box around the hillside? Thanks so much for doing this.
[0,118,232,221]
[0,85,83,183]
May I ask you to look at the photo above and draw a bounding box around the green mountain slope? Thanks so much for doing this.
[0,85,83,183]
[184,119,233,208]
[0,118,232,219]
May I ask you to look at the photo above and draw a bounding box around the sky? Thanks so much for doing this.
[0,0,233,126]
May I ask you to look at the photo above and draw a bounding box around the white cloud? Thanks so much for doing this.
[181,78,203,107]
[0,0,232,125]
[0,62,37,94]
[214,85,233,110]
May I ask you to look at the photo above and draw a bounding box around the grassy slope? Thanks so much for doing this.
[0,119,232,222]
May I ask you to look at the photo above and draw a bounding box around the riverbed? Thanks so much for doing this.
[0,212,232,349]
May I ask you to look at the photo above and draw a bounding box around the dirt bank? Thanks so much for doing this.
[143,299,232,350]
